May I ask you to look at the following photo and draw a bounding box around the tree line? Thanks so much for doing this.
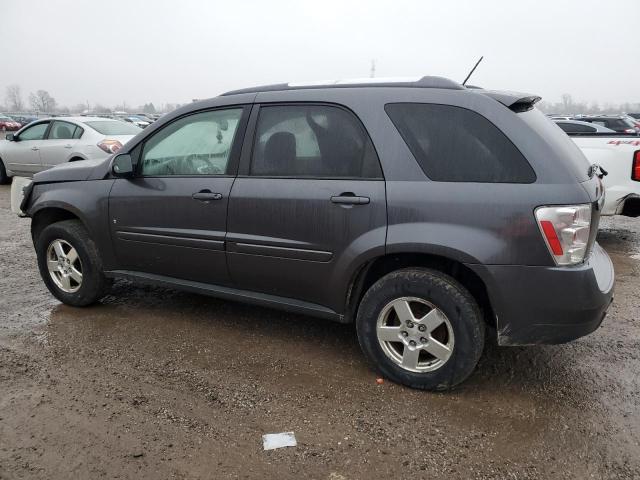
[4,84,639,116]
[2,84,182,115]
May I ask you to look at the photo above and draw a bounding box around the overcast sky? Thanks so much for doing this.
[2,0,638,109]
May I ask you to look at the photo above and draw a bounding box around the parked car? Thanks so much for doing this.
[623,114,640,130]
[554,119,615,134]
[0,116,141,182]
[574,115,639,134]
[9,115,39,127]
[134,113,156,123]
[0,114,21,132]
[118,115,151,128]
[627,113,640,120]
[568,133,640,217]
[13,77,614,390]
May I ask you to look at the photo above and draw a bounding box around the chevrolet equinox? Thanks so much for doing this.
[17,77,615,390]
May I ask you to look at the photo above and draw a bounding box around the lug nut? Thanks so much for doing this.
[418,324,426,332]
[401,331,408,337]
[409,340,416,347]
[420,337,427,343]
[406,321,414,328]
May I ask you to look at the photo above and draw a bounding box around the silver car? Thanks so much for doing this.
[0,117,141,182]
[554,119,616,134]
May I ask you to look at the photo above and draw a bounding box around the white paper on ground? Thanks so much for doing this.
[262,432,297,450]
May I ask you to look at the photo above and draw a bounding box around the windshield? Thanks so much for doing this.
[85,120,142,135]
[519,108,590,181]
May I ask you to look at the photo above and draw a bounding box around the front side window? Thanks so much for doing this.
[19,122,49,141]
[250,105,382,178]
[141,109,243,176]
[49,121,77,140]
[386,103,535,183]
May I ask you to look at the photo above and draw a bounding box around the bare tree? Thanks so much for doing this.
[6,85,24,111]
[29,90,57,112]
[560,93,573,114]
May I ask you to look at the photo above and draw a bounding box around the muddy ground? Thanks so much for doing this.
[0,183,639,480]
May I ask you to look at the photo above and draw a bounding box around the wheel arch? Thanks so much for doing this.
[344,252,495,329]
[30,205,87,244]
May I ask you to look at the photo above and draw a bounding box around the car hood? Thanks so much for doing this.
[33,157,111,183]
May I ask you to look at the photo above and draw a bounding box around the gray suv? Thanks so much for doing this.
[20,77,615,390]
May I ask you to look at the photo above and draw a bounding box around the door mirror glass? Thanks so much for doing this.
[112,154,134,177]
[5,133,15,141]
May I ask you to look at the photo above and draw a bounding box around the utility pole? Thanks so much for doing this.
[370,59,376,78]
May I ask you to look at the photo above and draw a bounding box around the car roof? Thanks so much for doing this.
[31,116,122,124]
[218,76,541,112]
[221,76,465,96]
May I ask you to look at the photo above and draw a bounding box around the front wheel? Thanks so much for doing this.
[356,268,485,391]
[36,220,110,306]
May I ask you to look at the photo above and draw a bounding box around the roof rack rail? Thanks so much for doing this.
[221,76,464,96]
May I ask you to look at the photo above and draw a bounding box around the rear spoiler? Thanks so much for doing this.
[473,89,542,113]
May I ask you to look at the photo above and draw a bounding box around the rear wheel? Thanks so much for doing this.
[356,268,485,390]
[0,159,10,184]
[36,220,110,306]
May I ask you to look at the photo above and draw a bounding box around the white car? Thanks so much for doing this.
[0,117,141,182]
[569,135,640,216]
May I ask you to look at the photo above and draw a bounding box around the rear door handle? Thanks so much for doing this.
[31,146,39,151]
[330,193,370,205]
[64,144,73,149]
[192,190,223,201]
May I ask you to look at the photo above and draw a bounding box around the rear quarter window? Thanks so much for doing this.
[385,103,536,183]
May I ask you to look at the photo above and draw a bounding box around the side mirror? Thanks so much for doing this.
[5,133,15,141]
[112,153,134,177]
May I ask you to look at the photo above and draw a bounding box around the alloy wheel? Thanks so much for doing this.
[46,239,83,293]
[376,297,455,373]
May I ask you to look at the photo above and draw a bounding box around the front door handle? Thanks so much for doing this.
[330,193,370,205]
[31,146,39,151]
[192,190,223,201]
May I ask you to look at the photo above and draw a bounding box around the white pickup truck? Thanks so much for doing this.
[569,135,640,217]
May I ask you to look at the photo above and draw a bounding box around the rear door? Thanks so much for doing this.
[108,106,249,285]
[4,121,49,176]
[226,103,387,312]
[39,120,82,168]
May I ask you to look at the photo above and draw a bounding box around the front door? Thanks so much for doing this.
[108,107,249,285]
[226,104,387,312]
[5,121,49,176]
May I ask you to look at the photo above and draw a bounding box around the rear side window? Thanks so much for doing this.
[385,103,535,183]
[49,121,77,139]
[250,105,382,179]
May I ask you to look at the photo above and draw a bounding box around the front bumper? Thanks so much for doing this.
[467,242,615,345]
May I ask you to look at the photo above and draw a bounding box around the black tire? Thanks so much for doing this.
[356,268,485,391]
[36,219,110,306]
[0,158,10,184]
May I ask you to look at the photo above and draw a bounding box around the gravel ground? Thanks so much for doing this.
[0,183,639,479]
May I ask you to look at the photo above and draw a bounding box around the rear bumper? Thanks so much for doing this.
[467,242,615,345]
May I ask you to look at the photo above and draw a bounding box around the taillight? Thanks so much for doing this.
[97,139,123,154]
[633,151,640,182]
[535,204,591,266]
